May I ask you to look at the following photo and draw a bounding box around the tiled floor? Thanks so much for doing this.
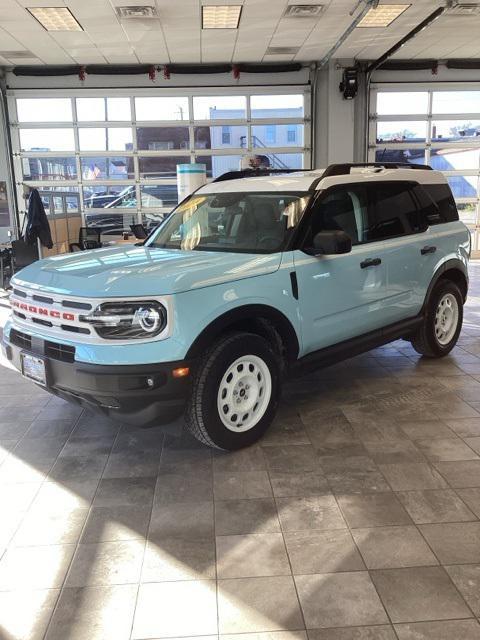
[1,265,480,639]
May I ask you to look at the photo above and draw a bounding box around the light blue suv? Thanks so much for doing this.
[3,163,471,449]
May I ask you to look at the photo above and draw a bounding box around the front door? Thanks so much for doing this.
[293,184,389,355]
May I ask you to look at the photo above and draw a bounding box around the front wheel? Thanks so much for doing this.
[185,332,281,450]
[411,279,463,358]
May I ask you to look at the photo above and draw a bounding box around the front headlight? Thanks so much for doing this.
[81,301,167,340]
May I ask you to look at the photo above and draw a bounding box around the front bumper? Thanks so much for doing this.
[2,332,192,427]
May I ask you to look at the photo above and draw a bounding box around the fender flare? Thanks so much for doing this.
[185,304,300,362]
[422,258,469,312]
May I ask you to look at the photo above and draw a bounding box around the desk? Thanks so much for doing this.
[103,238,137,247]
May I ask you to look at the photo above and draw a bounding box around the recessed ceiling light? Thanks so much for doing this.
[202,5,242,29]
[27,7,83,31]
[357,4,410,27]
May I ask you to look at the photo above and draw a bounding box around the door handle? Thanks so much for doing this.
[421,245,437,255]
[360,257,381,269]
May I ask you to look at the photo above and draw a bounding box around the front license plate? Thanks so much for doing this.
[21,353,46,386]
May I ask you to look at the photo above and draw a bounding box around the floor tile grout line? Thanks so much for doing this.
[265,446,309,633]
[128,430,166,640]
[0,405,85,567]
[410,522,480,621]
[39,414,120,640]
[212,446,220,640]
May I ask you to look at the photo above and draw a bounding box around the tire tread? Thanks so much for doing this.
[185,332,265,449]
[411,279,463,358]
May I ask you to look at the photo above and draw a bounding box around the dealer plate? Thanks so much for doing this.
[21,353,46,386]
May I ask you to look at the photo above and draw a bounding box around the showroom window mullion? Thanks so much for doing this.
[9,86,310,238]
[370,82,480,253]
[130,96,141,225]
[71,96,85,227]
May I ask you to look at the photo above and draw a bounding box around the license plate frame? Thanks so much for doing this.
[21,353,47,386]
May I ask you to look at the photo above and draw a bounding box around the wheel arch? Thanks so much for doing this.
[185,304,300,363]
[423,258,468,311]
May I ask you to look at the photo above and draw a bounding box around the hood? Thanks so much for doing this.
[12,246,282,298]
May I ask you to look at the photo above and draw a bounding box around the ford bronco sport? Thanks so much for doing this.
[2,163,470,449]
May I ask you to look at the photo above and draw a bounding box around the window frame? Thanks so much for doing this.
[370,82,480,253]
[299,180,429,251]
[9,87,311,234]
[299,183,371,251]
[368,180,428,242]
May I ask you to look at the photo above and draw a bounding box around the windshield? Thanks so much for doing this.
[146,191,311,253]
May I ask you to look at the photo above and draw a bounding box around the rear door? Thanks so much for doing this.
[293,183,390,354]
[369,181,430,324]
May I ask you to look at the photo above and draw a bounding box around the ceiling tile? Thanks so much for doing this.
[0,0,479,66]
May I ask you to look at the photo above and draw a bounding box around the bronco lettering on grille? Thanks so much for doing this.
[11,300,76,322]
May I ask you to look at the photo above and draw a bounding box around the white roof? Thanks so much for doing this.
[199,170,324,194]
[199,167,448,194]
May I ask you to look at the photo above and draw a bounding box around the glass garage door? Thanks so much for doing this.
[8,89,311,238]
[369,84,480,254]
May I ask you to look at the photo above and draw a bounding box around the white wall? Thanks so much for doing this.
[0,84,16,242]
[314,61,357,169]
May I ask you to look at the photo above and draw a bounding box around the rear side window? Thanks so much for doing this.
[421,184,459,224]
[369,182,425,241]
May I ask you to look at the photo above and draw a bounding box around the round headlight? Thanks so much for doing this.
[135,306,162,334]
[82,300,167,340]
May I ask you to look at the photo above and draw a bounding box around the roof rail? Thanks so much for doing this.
[212,168,306,183]
[321,162,433,179]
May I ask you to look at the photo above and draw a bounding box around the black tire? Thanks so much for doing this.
[411,279,463,358]
[185,332,281,450]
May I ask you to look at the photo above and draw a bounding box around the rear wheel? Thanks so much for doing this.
[186,332,281,450]
[411,279,463,358]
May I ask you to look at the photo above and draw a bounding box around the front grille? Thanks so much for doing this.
[10,328,32,350]
[45,340,75,363]
[62,300,92,311]
[32,318,53,327]
[32,294,54,305]
[10,286,94,342]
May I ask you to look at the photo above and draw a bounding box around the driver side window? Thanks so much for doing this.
[306,186,369,248]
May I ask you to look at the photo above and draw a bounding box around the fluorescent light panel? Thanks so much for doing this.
[27,7,83,31]
[357,3,410,27]
[202,5,242,29]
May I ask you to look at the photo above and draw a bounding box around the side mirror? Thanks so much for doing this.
[312,230,352,256]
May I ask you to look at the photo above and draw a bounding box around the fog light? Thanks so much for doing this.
[172,367,190,378]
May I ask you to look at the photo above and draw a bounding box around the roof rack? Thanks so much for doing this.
[212,168,306,183]
[321,162,433,178]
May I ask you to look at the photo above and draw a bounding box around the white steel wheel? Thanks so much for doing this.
[435,293,459,346]
[217,355,272,433]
